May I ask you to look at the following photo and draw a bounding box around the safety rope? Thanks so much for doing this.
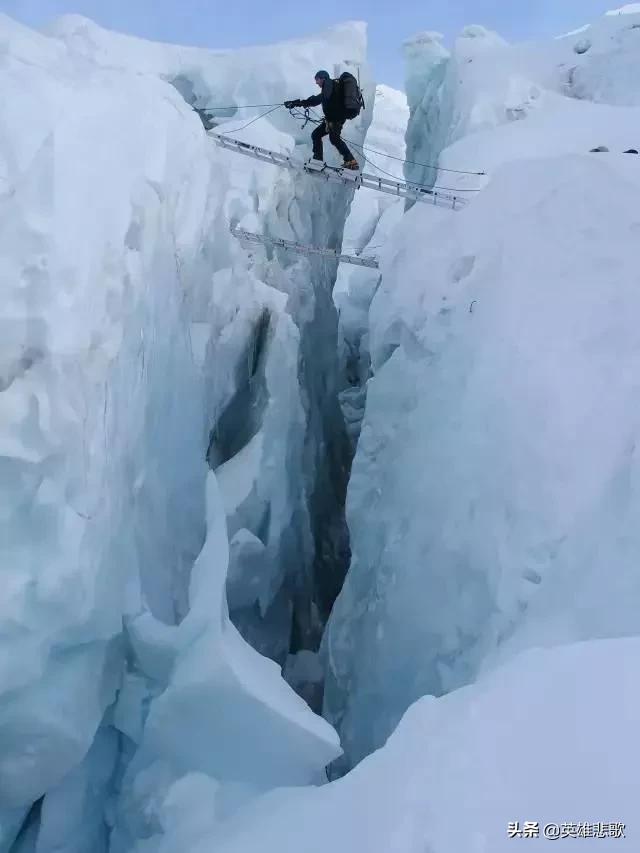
[348,139,480,194]
[199,104,486,188]
[287,107,481,193]
[196,103,285,110]
[220,105,283,134]
[196,101,485,178]
[289,106,485,177]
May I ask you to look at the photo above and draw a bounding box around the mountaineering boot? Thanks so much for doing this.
[343,159,359,170]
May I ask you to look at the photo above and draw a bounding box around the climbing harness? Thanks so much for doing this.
[232,227,379,268]
[300,107,313,129]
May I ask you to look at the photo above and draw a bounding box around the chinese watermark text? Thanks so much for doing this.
[507,821,626,840]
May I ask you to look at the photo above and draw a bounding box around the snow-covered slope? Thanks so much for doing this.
[323,4,640,769]
[0,13,372,851]
[155,638,640,852]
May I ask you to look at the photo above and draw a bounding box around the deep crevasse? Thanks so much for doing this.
[3,5,640,853]
[0,13,373,851]
[333,85,408,448]
[195,9,640,851]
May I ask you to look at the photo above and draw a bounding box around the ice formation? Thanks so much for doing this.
[207,639,640,852]
[324,5,640,769]
[0,12,368,851]
[2,3,640,852]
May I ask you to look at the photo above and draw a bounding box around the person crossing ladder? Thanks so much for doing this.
[284,70,363,170]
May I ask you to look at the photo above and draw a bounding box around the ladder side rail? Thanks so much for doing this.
[232,228,378,268]
[215,134,467,210]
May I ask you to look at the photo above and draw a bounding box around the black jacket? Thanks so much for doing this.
[300,79,345,121]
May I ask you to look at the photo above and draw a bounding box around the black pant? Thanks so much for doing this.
[311,120,354,162]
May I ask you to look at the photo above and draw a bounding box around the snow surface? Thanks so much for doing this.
[144,638,640,852]
[607,3,640,14]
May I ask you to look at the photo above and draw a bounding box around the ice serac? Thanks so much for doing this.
[0,11,371,849]
[155,639,640,852]
[403,26,517,191]
[402,31,449,189]
[1,13,209,836]
[324,6,640,769]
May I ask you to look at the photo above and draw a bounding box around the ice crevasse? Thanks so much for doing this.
[2,4,640,853]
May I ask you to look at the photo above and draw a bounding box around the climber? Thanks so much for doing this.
[284,70,362,170]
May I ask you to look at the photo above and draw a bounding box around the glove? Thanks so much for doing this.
[284,99,302,109]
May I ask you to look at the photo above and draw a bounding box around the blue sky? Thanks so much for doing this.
[3,0,619,88]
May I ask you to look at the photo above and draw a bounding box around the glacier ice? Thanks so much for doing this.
[334,84,409,444]
[1,13,212,824]
[403,6,640,196]
[3,2,640,851]
[0,10,371,849]
[110,473,340,851]
[324,5,640,769]
[402,31,450,191]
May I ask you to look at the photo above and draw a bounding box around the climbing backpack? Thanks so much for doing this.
[337,72,364,120]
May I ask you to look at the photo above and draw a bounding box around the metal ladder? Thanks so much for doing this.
[232,227,379,269]
[213,133,467,210]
